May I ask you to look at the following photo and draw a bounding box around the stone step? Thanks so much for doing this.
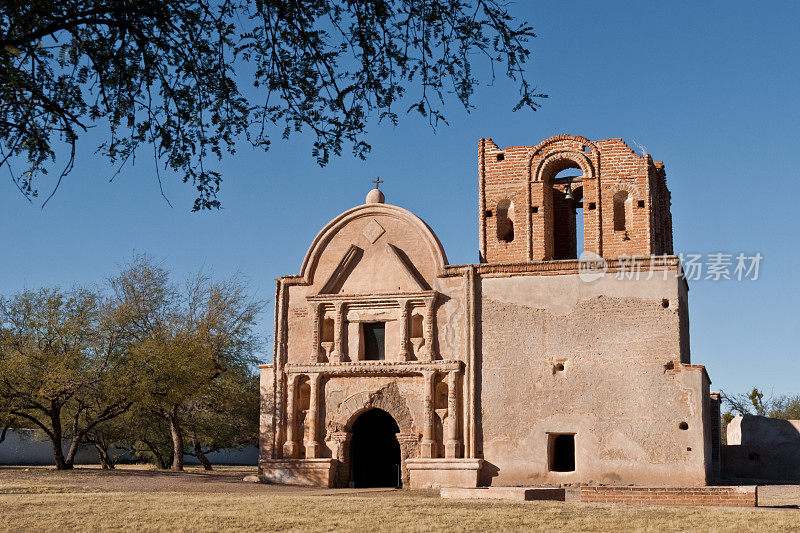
[440,486,566,501]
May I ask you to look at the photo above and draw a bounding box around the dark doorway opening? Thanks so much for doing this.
[363,322,386,360]
[350,408,401,488]
[549,433,576,472]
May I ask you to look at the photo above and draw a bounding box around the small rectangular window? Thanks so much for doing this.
[549,433,575,472]
[496,153,505,161]
[363,322,385,361]
[637,200,645,208]
[530,206,539,213]
[588,202,596,210]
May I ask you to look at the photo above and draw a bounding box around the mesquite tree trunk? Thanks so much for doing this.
[142,439,170,469]
[0,421,12,445]
[48,403,71,470]
[167,405,184,471]
[65,436,83,468]
[192,436,213,471]
[92,441,115,469]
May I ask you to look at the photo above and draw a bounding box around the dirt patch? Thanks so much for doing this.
[0,466,315,495]
[757,484,800,507]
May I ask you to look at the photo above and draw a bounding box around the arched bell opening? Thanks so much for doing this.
[613,190,632,240]
[551,166,585,260]
[496,198,515,243]
[349,408,402,488]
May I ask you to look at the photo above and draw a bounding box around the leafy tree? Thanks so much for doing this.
[86,405,174,469]
[183,366,260,470]
[110,255,263,470]
[0,287,132,469]
[721,387,800,422]
[769,395,800,420]
[1,0,545,210]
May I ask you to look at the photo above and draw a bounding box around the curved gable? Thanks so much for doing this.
[299,203,448,294]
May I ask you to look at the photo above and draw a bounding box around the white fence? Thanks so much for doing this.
[0,429,257,466]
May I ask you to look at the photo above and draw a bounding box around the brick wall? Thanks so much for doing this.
[479,135,674,263]
[579,486,757,507]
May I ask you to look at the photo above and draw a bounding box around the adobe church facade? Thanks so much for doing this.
[258,134,717,489]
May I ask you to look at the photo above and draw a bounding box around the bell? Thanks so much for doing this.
[564,182,574,200]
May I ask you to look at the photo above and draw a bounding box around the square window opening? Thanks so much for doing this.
[548,433,575,472]
[363,322,386,361]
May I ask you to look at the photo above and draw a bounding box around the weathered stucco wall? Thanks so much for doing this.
[260,134,714,489]
[477,271,709,486]
[723,415,800,481]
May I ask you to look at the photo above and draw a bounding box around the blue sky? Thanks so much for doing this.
[2,1,798,396]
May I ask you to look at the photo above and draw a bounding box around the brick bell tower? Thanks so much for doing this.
[478,135,674,263]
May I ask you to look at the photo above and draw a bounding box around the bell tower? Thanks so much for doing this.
[478,135,673,263]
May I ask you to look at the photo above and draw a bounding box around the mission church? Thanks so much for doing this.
[258,134,719,489]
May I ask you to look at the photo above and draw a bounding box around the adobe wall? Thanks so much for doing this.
[722,415,800,481]
[476,269,710,486]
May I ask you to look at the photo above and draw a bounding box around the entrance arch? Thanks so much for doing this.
[350,408,401,488]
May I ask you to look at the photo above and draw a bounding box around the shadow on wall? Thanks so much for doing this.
[721,415,800,482]
[0,429,258,466]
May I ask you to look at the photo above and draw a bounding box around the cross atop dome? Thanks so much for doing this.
[366,176,385,204]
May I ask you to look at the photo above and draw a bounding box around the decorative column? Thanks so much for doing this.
[283,376,300,458]
[420,296,437,361]
[445,370,461,458]
[397,299,411,361]
[420,370,436,458]
[330,432,351,487]
[329,302,345,363]
[309,303,322,363]
[305,373,322,458]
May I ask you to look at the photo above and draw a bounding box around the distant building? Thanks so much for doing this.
[259,135,717,488]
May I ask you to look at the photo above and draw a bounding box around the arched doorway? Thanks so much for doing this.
[350,408,401,488]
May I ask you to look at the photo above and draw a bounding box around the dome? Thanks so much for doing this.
[366,188,385,204]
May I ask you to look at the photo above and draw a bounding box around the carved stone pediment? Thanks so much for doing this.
[318,242,430,295]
